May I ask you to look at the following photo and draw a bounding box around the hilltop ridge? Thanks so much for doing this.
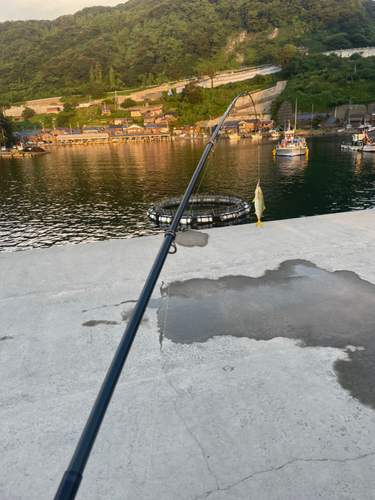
[1,0,375,105]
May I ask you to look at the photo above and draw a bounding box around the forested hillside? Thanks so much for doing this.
[1,0,375,105]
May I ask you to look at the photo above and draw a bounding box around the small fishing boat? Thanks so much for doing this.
[341,133,365,151]
[271,130,280,139]
[275,136,308,156]
[228,133,240,140]
[274,113,307,157]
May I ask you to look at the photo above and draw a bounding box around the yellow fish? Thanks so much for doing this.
[252,181,265,228]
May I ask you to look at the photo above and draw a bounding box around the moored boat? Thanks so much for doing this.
[274,132,308,157]
[341,133,365,151]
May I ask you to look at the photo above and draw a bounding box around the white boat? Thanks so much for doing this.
[275,136,307,156]
[271,130,280,139]
[362,142,375,152]
[362,132,375,152]
[228,133,240,140]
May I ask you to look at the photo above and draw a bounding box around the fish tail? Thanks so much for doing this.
[255,220,263,228]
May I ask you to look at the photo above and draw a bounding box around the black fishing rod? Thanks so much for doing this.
[54,90,256,500]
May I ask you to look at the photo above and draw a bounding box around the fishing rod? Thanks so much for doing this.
[54,90,256,500]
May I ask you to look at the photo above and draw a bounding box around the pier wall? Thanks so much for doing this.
[1,210,375,500]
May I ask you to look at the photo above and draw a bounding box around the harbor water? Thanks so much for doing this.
[0,135,375,252]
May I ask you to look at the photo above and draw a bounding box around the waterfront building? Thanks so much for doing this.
[222,121,240,134]
[323,117,341,128]
[297,113,329,129]
[238,119,260,134]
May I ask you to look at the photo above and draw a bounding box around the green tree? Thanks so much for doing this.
[21,107,36,120]
[0,112,15,147]
[109,67,115,90]
[312,114,325,129]
[56,111,76,127]
[183,80,202,105]
[120,98,137,109]
[207,64,215,89]
[275,45,298,68]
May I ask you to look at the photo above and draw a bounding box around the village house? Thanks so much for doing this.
[348,115,364,127]
[163,111,177,121]
[154,123,170,133]
[238,119,260,134]
[261,119,275,131]
[101,107,111,116]
[222,121,239,134]
[130,109,142,117]
[15,130,42,144]
[81,127,103,133]
[183,125,200,135]
[172,126,184,136]
[323,117,341,128]
[297,113,329,129]
[143,116,155,125]
[144,124,163,134]
[112,118,132,126]
[126,124,145,134]
[155,115,168,124]
[147,107,163,116]
[107,125,124,134]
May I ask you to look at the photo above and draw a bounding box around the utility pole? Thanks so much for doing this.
[52,118,56,130]
[311,103,314,129]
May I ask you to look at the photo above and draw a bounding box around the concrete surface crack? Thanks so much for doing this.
[165,375,219,490]
[82,299,137,312]
[193,452,375,499]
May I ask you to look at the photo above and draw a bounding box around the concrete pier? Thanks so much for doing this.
[1,209,375,500]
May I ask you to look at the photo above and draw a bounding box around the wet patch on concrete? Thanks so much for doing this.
[0,336,13,341]
[121,308,149,325]
[176,231,209,247]
[82,320,119,327]
[156,260,375,409]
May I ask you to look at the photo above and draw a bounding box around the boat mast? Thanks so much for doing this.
[295,98,297,132]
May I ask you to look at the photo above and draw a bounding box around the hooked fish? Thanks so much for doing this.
[252,181,265,228]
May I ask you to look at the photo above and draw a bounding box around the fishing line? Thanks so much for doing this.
[143,127,225,496]
[182,130,222,223]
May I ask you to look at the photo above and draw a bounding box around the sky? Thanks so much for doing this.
[0,0,126,23]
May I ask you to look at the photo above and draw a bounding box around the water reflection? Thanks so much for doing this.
[0,136,375,252]
[274,155,308,177]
